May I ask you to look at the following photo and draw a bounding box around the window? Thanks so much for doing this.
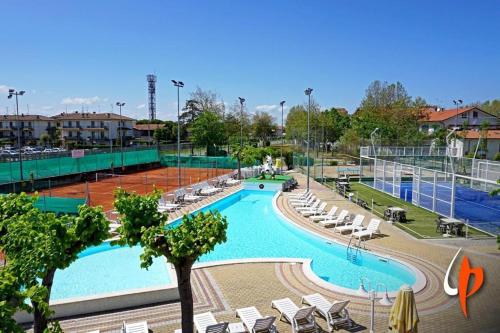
[100,121,104,128]
[0,122,2,128]
[473,111,478,118]
[68,121,72,127]
[69,131,73,137]
[91,121,95,128]
[28,121,32,127]
[100,131,104,139]
[76,121,80,127]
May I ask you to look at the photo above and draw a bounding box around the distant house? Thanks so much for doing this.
[52,111,135,145]
[419,106,499,133]
[456,129,500,159]
[133,124,164,143]
[0,114,52,145]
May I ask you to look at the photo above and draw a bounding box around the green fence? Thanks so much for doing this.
[34,196,87,214]
[160,154,253,169]
[0,148,160,184]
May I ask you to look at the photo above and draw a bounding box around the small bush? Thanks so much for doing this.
[494,153,500,162]
[329,160,338,166]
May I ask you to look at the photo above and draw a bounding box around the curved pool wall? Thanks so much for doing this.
[173,188,424,295]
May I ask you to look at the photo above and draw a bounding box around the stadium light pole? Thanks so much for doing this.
[304,88,313,191]
[172,80,184,188]
[116,102,126,169]
[453,99,463,128]
[238,97,245,180]
[280,100,286,171]
[7,89,25,181]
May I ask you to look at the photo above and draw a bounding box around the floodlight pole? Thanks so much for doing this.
[7,89,25,181]
[238,97,245,180]
[116,102,126,168]
[172,80,184,187]
[280,100,286,172]
[305,88,313,191]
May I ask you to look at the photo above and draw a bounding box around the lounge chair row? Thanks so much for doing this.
[288,190,381,240]
[157,175,241,213]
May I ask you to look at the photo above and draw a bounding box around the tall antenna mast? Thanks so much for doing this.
[147,74,157,120]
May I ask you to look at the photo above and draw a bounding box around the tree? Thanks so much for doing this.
[190,111,226,155]
[153,123,175,143]
[113,189,228,333]
[0,193,109,333]
[348,80,426,146]
[39,133,50,147]
[180,88,225,126]
[252,112,276,146]
[285,105,307,142]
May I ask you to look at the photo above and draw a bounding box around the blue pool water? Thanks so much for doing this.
[52,189,417,300]
[51,242,172,301]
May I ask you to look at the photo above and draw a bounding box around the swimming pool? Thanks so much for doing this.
[188,189,418,292]
[52,188,420,301]
[51,242,172,301]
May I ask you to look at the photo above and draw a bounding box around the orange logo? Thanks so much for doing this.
[444,248,484,318]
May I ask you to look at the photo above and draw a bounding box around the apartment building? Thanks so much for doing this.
[0,112,136,146]
[0,114,53,146]
[52,112,136,144]
[419,106,499,133]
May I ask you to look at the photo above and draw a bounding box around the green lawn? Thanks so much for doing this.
[245,174,292,183]
[346,182,491,239]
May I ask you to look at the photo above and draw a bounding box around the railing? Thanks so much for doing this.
[360,146,448,157]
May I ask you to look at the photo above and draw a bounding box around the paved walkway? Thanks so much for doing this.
[26,174,499,332]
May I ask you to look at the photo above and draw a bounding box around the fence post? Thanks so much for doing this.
[450,174,456,218]
[371,198,374,212]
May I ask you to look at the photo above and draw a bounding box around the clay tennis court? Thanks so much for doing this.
[38,167,233,211]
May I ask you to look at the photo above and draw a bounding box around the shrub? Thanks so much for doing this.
[329,160,338,166]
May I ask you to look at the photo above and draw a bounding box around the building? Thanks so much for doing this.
[0,114,53,146]
[456,129,500,159]
[419,106,499,133]
[133,123,164,143]
[52,112,135,145]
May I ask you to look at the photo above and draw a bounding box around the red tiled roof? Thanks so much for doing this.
[457,130,500,139]
[133,124,165,131]
[420,107,480,122]
[53,112,133,120]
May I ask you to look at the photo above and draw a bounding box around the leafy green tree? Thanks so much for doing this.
[113,189,228,333]
[285,105,307,142]
[0,193,109,333]
[190,111,226,155]
[153,124,175,143]
[252,112,276,146]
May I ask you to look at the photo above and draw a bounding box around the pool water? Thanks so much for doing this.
[52,189,416,301]
[51,242,171,301]
[193,190,416,291]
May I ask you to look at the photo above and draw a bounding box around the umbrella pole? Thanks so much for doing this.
[369,290,376,333]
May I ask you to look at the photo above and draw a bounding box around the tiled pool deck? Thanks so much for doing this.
[24,174,500,332]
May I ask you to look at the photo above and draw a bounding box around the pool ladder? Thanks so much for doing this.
[346,238,361,263]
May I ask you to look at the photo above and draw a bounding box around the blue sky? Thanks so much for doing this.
[1,0,499,121]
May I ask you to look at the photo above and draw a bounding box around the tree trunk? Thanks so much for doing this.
[175,261,194,333]
[237,152,242,180]
[33,268,56,333]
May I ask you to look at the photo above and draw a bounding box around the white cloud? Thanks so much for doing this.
[255,104,288,113]
[137,104,146,109]
[0,85,13,95]
[61,96,103,105]
[42,106,54,110]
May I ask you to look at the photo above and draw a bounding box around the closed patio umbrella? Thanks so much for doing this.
[388,285,419,333]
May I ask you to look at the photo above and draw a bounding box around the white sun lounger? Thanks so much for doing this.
[193,312,229,333]
[295,199,320,212]
[124,321,149,333]
[310,206,338,222]
[318,210,349,228]
[289,192,313,204]
[226,178,241,186]
[301,294,351,331]
[271,298,317,333]
[236,306,276,333]
[290,196,315,208]
[351,218,381,240]
[301,202,327,217]
[333,215,364,234]
[289,190,310,199]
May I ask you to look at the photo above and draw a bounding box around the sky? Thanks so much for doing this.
[1,0,499,121]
